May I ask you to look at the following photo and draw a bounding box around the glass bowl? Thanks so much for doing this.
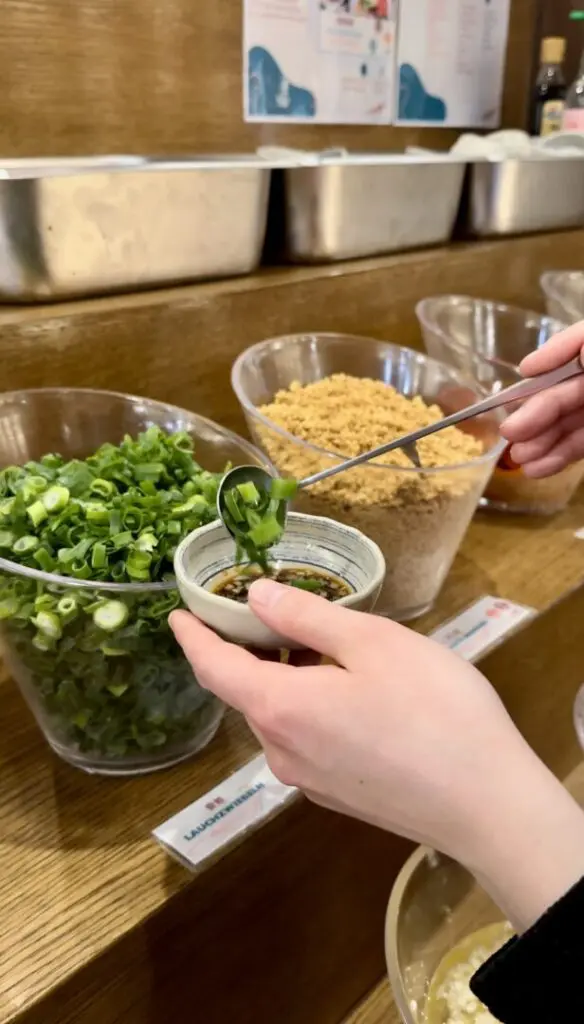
[416,295,565,381]
[385,847,507,1023]
[0,387,274,776]
[541,270,584,325]
[416,296,583,515]
[231,333,503,621]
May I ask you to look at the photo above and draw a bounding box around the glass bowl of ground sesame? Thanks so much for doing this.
[231,333,504,621]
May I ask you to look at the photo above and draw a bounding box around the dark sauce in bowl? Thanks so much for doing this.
[212,565,352,604]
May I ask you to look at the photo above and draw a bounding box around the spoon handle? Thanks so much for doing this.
[299,357,584,490]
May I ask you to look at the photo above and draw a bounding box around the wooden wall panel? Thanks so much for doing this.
[0,0,537,158]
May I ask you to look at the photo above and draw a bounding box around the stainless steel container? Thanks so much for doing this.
[0,158,272,301]
[468,157,584,237]
[282,155,466,262]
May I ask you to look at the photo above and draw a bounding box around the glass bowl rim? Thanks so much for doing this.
[0,385,274,593]
[385,845,436,1024]
[416,293,566,338]
[540,270,584,323]
[385,845,480,1024]
[231,333,506,474]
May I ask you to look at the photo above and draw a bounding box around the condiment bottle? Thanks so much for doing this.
[531,36,566,136]
[562,11,584,131]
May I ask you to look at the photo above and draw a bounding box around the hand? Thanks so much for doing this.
[171,580,584,931]
[502,321,584,477]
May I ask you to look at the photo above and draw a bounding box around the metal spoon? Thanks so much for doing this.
[218,356,583,535]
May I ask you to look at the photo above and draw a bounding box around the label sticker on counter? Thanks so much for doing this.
[153,754,296,871]
[430,596,535,662]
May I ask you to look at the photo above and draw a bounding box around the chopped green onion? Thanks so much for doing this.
[27,500,48,528]
[34,548,55,572]
[0,598,19,619]
[270,477,298,501]
[13,535,39,554]
[90,478,116,499]
[32,611,62,640]
[126,550,152,581]
[221,473,297,569]
[42,485,70,513]
[136,532,158,553]
[172,494,208,518]
[248,515,283,548]
[32,632,54,652]
[84,502,109,524]
[236,481,261,504]
[93,600,129,632]
[91,542,107,569]
[0,426,228,761]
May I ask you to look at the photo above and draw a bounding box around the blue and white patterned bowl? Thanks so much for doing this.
[173,512,386,649]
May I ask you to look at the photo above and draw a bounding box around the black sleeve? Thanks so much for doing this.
[470,875,584,1022]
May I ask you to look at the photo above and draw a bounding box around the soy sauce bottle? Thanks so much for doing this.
[531,37,567,137]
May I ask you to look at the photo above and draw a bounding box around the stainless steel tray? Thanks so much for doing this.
[468,157,584,237]
[281,155,466,262]
[0,158,272,302]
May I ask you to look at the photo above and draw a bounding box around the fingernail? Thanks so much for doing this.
[249,578,284,607]
[503,408,525,429]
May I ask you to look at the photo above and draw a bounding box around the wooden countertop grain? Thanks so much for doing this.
[1,229,584,1023]
[2,492,584,1024]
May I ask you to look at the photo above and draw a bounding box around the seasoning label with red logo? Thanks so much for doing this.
[431,596,535,662]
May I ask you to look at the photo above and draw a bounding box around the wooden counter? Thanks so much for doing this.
[2,230,584,1024]
[3,493,584,1024]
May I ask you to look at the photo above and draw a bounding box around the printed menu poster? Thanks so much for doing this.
[244,0,398,124]
[395,0,511,128]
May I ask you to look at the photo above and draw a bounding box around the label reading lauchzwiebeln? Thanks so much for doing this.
[430,595,535,662]
[153,754,296,871]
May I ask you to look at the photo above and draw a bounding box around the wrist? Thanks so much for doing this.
[461,745,584,933]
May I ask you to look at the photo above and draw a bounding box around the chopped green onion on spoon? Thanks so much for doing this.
[220,476,298,570]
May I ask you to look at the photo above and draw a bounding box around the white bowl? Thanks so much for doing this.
[173,511,386,649]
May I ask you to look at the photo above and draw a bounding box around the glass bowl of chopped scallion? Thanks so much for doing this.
[0,388,274,775]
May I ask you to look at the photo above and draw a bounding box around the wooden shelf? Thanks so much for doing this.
[2,229,584,1024]
[2,495,584,1024]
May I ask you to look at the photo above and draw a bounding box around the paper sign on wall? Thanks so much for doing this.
[244,0,398,124]
[395,0,511,128]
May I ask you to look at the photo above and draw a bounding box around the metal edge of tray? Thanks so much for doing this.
[0,161,273,303]
[0,155,295,181]
[467,156,584,238]
[279,156,467,263]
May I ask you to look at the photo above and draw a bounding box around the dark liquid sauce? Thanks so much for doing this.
[213,565,352,604]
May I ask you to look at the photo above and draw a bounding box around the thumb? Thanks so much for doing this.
[247,578,377,664]
[520,321,584,378]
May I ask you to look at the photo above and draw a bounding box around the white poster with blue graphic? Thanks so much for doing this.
[395,0,511,128]
[244,0,398,125]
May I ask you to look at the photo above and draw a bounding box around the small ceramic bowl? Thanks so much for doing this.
[173,511,386,649]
